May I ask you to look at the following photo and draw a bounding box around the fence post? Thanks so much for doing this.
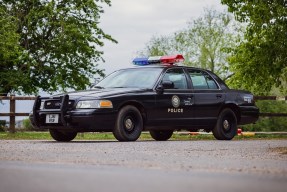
[10,95,16,133]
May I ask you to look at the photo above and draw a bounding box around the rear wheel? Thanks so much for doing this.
[212,108,237,140]
[150,130,173,141]
[113,105,143,142]
[49,129,77,142]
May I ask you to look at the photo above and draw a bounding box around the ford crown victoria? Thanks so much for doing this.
[30,55,259,141]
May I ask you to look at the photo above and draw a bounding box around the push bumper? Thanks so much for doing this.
[30,95,117,131]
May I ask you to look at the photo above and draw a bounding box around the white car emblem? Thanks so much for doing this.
[172,95,180,108]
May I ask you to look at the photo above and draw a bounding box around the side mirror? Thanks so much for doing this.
[162,81,174,89]
[156,81,174,94]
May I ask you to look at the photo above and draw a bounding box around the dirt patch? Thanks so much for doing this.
[271,147,287,155]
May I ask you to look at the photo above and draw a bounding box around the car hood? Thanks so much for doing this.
[54,87,150,99]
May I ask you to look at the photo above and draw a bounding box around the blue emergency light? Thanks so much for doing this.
[133,54,184,66]
[132,57,149,65]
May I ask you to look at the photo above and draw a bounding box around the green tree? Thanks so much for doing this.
[144,35,172,56]
[221,0,287,95]
[0,6,26,96]
[141,8,243,80]
[0,0,116,95]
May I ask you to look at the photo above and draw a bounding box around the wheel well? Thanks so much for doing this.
[118,102,147,124]
[220,104,241,123]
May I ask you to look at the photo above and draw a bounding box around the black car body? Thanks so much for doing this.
[30,58,259,142]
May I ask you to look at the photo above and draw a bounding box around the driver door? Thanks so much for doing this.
[152,68,194,127]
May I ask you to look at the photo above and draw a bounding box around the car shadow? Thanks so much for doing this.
[39,139,206,144]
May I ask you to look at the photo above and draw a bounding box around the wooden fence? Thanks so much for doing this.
[0,95,287,133]
[254,96,287,117]
[0,96,36,133]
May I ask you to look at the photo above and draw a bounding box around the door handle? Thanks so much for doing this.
[188,95,193,100]
[216,94,222,98]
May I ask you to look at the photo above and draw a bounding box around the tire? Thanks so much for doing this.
[113,105,143,142]
[212,108,237,140]
[150,130,173,141]
[49,129,77,142]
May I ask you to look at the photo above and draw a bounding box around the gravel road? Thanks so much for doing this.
[0,139,286,192]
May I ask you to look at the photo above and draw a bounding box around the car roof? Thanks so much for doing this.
[122,64,212,73]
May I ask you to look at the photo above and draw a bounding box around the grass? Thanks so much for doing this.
[0,132,53,140]
[0,131,287,141]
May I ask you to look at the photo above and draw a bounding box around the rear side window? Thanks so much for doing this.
[188,70,218,90]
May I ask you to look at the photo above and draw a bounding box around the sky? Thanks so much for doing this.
[98,0,226,74]
[0,0,228,121]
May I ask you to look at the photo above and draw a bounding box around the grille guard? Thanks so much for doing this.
[32,94,70,128]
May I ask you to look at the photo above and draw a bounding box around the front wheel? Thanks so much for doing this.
[113,105,143,142]
[49,129,77,142]
[150,130,173,141]
[212,108,237,140]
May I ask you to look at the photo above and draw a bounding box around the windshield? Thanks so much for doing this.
[95,68,162,89]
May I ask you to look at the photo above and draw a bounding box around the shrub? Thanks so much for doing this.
[242,100,287,132]
[0,120,6,132]
[22,118,34,131]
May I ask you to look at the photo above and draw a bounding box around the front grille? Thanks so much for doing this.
[44,100,74,109]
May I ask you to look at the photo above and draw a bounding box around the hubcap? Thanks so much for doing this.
[223,119,230,130]
[124,118,134,131]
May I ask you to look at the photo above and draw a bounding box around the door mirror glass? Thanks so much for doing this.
[162,81,174,89]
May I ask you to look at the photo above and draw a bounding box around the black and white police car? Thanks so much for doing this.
[30,55,259,142]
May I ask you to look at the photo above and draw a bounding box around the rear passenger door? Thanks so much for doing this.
[188,69,225,126]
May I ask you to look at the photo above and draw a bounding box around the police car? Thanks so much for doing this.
[30,55,259,142]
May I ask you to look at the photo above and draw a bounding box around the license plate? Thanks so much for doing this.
[46,114,59,123]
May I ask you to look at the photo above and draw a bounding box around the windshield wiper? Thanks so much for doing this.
[92,86,104,89]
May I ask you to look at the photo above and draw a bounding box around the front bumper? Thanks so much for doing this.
[30,95,117,131]
[238,105,259,125]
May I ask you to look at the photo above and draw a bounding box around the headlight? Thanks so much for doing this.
[76,100,113,109]
[243,96,253,104]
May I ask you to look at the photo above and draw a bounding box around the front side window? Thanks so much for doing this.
[162,68,188,89]
[188,70,218,90]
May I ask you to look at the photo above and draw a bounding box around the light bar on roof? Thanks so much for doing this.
[133,54,185,65]
[148,56,162,64]
[132,57,149,65]
[161,55,184,64]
